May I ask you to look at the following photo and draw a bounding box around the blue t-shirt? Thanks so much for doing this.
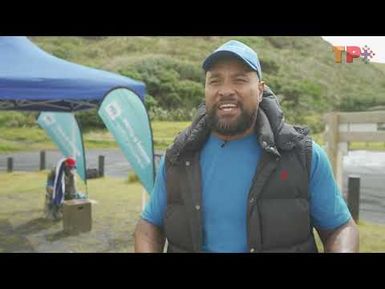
[141,132,351,252]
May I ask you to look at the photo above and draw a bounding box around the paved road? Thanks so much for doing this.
[0,149,132,178]
[343,151,385,225]
[0,149,162,178]
[1,149,384,224]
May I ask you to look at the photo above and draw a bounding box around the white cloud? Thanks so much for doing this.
[322,36,385,63]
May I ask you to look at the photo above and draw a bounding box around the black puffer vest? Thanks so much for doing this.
[163,87,318,253]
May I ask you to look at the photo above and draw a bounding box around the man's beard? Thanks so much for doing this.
[206,103,257,136]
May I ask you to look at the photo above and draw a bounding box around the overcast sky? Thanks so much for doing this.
[322,36,385,64]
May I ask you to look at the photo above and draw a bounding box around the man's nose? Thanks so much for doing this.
[218,84,236,98]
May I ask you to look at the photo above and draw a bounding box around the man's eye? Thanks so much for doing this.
[235,78,247,83]
[209,80,219,85]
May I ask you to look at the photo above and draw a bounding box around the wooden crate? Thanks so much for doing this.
[63,199,92,234]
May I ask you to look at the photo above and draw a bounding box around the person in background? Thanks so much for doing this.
[44,156,84,220]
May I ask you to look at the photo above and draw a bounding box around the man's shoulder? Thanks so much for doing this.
[164,128,187,165]
[308,141,334,176]
[165,123,206,163]
[311,141,327,157]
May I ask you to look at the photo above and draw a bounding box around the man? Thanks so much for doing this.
[134,40,359,252]
[44,156,79,220]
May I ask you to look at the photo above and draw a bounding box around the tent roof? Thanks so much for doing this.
[0,37,146,112]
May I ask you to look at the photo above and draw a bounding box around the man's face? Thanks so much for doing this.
[65,166,76,176]
[204,57,264,136]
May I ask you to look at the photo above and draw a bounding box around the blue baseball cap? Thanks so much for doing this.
[202,40,262,80]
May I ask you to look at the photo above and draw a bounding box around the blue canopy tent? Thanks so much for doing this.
[0,36,155,198]
[0,36,146,111]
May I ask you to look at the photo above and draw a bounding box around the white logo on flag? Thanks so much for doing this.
[43,114,55,125]
[105,102,121,121]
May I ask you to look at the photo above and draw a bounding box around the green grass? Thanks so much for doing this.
[349,142,385,151]
[0,127,55,152]
[0,171,384,252]
[151,121,191,150]
[310,133,385,152]
[82,121,191,151]
[0,121,191,153]
[1,121,384,154]
[356,220,385,252]
[0,171,143,252]
[1,127,47,142]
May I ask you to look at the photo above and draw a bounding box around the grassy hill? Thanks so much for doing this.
[30,36,385,105]
[2,36,385,134]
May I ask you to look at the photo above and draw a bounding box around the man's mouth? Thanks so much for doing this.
[217,102,239,113]
[219,103,238,111]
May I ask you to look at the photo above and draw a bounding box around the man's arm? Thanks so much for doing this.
[134,218,166,252]
[316,218,359,252]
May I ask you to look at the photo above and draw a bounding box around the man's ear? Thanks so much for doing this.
[258,81,265,101]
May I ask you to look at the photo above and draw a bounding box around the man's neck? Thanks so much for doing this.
[212,124,255,142]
